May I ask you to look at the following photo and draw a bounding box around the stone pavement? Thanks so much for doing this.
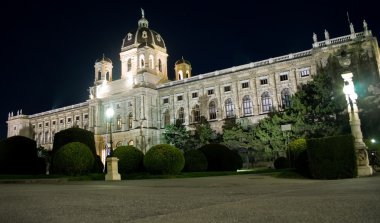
[0,173,379,223]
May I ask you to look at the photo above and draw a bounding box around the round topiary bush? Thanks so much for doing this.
[143,144,184,175]
[289,138,307,159]
[53,142,94,175]
[114,146,144,174]
[274,157,289,169]
[199,144,243,171]
[184,150,208,172]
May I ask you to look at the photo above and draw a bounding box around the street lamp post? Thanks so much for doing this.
[105,107,121,181]
[341,72,373,177]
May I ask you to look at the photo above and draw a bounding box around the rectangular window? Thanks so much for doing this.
[45,122,49,127]
[300,68,310,77]
[260,79,268,85]
[280,74,288,81]
[76,116,80,121]
[163,98,169,104]
[241,82,249,89]
[207,89,214,95]
[224,86,231,92]
[84,114,88,119]
[39,123,42,128]
[67,118,72,123]
[60,119,64,124]
[52,121,56,125]
[192,92,198,98]
[177,95,183,101]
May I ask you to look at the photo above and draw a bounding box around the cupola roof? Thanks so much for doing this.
[121,9,166,50]
[175,57,191,65]
[95,54,112,63]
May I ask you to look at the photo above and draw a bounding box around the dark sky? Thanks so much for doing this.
[1,0,379,139]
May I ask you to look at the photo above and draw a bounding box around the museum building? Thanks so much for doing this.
[6,12,380,163]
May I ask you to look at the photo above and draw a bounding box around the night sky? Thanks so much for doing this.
[1,0,379,139]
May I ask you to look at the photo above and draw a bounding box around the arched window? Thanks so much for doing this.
[116,115,122,130]
[98,71,101,80]
[178,107,185,124]
[209,101,217,120]
[128,140,134,146]
[281,88,291,109]
[164,110,170,127]
[242,95,253,115]
[128,113,133,129]
[149,55,154,69]
[106,72,109,81]
[178,70,183,80]
[191,105,200,123]
[140,55,145,68]
[261,92,272,113]
[127,58,132,71]
[158,59,162,72]
[225,98,234,118]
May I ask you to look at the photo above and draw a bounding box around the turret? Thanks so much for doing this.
[174,57,192,80]
[94,54,113,85]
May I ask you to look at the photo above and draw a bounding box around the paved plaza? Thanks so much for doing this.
[0,173,379,223]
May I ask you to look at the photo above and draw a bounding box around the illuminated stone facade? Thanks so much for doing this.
[7,13,380,163]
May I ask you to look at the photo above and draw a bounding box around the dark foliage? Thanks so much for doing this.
[184,150,208,172]
[274,157,289,169]
[199,144,243,171]
[92,155,104,173]
[143,144,185,175]
[0,136,43,174]
[114,146,144,174]
[288,138,307,167]
[295,150,311,178]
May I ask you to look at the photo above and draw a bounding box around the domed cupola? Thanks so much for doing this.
[175,57,192,80]
[119,9,169,85]
[121,9,166,51]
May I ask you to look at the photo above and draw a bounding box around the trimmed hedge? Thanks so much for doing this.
[114,146,144,174]
[143,144,185,175]
[53,127,96,157]
[0,136,44,174]
[199,144,243,171]
[307,135,357,179]
[92,155,105,173]
[52,127,100,173]
[53,142,94,176]
[184,150,208,172]
[295,150,311,178]
[274,157,289,169]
